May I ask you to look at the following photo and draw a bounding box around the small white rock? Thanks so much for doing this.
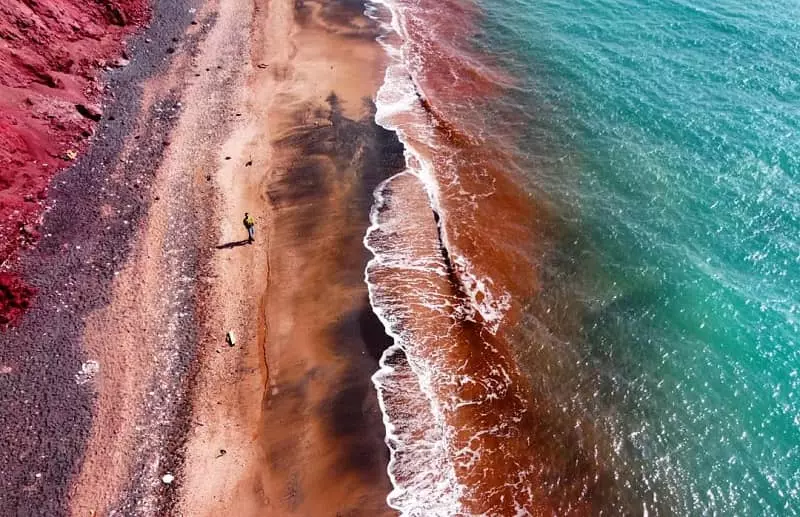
[161,473,175,484]
[75,360,100,385]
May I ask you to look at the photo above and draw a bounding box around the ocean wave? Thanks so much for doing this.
[363,1,545,514]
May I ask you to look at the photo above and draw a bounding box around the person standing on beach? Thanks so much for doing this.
[243,212,255,243]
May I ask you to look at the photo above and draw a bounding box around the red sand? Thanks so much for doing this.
[0,0,149,325]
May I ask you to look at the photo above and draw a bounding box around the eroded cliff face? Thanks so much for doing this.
[0,0,149,324]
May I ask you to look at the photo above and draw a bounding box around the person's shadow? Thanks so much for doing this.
[216,239,251,249]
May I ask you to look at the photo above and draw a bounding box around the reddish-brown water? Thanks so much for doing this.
[364,0,627,514]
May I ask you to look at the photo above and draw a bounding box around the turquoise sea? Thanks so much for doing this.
[478,0,799,513]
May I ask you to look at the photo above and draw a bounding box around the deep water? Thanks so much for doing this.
[476,0,800,514]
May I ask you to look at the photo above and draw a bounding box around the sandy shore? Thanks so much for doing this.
[176,1,402,514]
[1,0,401,515]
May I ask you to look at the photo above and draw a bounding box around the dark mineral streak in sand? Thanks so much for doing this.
[0,0,198,514]
[266,87,404,504]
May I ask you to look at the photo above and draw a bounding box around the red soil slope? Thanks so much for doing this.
[0,0,149,325]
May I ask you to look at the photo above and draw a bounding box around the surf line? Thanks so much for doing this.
[362,65,506,517]
[412,81,480,148]
[409,75,486,319]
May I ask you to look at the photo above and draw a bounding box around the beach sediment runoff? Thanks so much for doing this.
[363,18,533,513]
[364,1,528,513]
[363,144,542,516]
[363,0,627,515]
[248,1,404,513]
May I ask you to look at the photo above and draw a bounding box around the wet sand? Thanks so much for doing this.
[1,0,400,515]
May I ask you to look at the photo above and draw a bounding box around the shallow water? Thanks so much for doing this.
[366,0,800,514]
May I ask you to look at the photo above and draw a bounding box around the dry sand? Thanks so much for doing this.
[52,0,402,515]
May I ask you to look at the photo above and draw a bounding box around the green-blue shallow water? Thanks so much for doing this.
[478,0,800,514]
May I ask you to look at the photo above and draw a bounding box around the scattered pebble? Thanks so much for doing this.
[161,473,174,484]
[75,360,100,385]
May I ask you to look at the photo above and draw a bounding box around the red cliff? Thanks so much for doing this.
[0,0,149,325]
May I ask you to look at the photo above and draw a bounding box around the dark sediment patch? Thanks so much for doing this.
[332,301,394,364]
[358,300,394,362]
[318,365,391,479]
[268,93,402,259]
[262,87,403,511]
[294,0,380,39]
[0,0,199,514]
[267,159,331,209]
[326,300,395,477]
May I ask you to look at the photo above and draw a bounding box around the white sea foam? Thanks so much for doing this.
[368,0,511,331]
[365,172,464,516]
[363,2,523,515]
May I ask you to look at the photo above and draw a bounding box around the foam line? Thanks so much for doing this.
[363,1,521,514]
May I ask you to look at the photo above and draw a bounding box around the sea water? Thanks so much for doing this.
[366,0,800,514]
